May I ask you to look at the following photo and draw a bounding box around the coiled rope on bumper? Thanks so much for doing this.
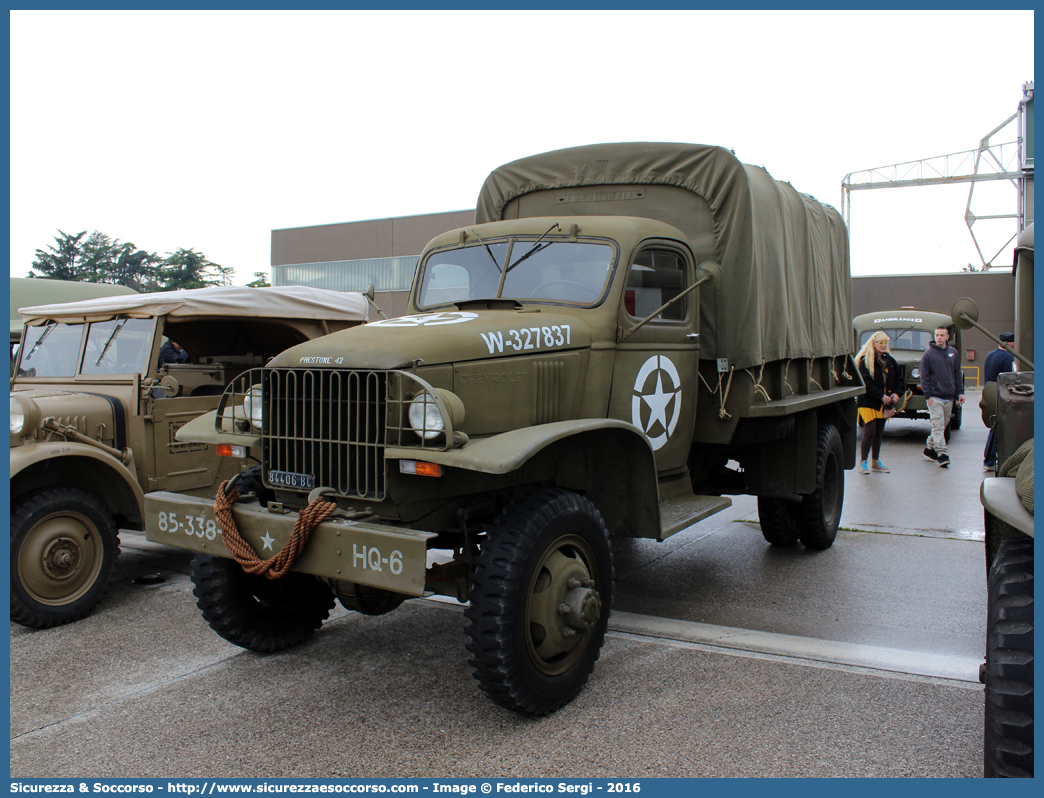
[213,480,336,580]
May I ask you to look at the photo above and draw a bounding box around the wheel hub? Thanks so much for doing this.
[41,537,83,580]
[557,577,601,633]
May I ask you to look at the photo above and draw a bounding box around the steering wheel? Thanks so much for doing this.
[530,280,600,301]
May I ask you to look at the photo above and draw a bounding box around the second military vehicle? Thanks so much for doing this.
[144,143,863,715]
[951,223,1034,778]
[852,307,963,429]
[10,285,368,628]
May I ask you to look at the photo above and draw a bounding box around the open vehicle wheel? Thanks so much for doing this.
[11,487,119,629]
[796,423,844,550]
[191,554,335,652]
[757,496,801,546]
[983,536,1034,777]
[465,488,612,715]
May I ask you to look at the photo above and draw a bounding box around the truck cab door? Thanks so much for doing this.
[608,241,700,474]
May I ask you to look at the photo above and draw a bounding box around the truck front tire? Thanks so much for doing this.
[11,487,119,628]
[796,424,844,550]
[465,488,613,715]
[983,536,1034,777]
[191,554,335,652]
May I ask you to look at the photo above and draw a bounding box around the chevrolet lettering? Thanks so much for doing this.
[144,142,863,716]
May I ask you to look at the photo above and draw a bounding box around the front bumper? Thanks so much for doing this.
[144,491,435,596]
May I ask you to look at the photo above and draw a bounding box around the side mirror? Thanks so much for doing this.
[952,297,1033,370]
[696,261,722,289]
[364,283,388,320]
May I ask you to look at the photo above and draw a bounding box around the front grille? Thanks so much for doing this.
[263,369,386,500]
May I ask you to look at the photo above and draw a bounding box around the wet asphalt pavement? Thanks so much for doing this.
[10,393,992,778]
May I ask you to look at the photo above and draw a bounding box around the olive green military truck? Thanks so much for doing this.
[144,143,863,715]
[10,285,368,629]
[952,223,1034,778]
[852,308,963,430]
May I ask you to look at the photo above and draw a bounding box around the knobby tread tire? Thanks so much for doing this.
[11,486,120,629]
[757,496,801,546]
[796,423,844,550]
[191,553,335,652]
[464,488,612,716]
[983,536,1034,778]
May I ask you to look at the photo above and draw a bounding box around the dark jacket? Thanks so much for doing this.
[919,342,964,401]
[158,341,190,367]
[983,345,1015,384]
[857,351,901,409]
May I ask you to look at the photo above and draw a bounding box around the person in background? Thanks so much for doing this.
[981,332,1015,471]
[919,325,965,468]
[158,339,190,367]
[855,331,901,475]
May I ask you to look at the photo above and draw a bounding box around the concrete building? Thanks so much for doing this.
[270,210,1018,378]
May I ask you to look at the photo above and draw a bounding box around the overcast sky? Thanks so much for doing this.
[9,9,1035,286]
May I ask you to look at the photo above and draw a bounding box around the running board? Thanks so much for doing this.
[659,494,732,540]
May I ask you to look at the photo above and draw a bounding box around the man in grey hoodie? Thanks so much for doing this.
[919,325,965,467]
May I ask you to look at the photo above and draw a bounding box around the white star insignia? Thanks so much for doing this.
[260,532,275,551]
[641,373,677,433]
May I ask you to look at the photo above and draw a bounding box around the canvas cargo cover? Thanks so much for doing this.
[20,285,369,325]
[475,142,852,371]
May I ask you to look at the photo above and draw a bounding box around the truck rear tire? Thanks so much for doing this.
[757,497,801,546]
[983,536,1034,777]
[465,488,612,715]
[796,424,844,550]
[191,554,335,652]
[11,487,119,629]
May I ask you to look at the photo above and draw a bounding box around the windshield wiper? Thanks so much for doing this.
[95,319,127,366]
[505,223,561,273]
[23,322,56,363]
[470,229,503,274]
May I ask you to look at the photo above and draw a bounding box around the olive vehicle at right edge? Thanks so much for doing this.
[144,142,863,715]
[952,223,1034,778]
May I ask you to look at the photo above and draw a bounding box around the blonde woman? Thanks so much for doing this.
[855,332,901,475]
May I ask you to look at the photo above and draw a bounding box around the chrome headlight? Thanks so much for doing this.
[240,387,264,431]
[10,393,41,436]
[911,368,920,380]
[409,392,445,440]
[408,389,466,442]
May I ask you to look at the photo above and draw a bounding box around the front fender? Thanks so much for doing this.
[388,419,662,539]
[10,442,144,523]
[385,418,651,474]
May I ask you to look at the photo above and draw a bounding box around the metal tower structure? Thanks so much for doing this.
[842,81,1034,270]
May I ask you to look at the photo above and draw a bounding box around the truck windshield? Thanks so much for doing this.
[859,328,936,351]
[417,239,615,308]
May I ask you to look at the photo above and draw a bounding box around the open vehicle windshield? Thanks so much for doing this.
[17,317,153,378]
[417,238,616,308]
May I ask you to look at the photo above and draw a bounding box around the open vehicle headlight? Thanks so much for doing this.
[408,389,465,441]
[911,368,920,380]
[10,393,41,436]
[240,386,264,432]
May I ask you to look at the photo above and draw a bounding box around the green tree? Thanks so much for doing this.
[79,232,161,290]
[247,271,271,288]
[159,248,221,291]
[29,230,89,280]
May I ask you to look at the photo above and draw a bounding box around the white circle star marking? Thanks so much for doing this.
[260,532,275,551]
[631,355,682,451]
[369,312,478,327]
